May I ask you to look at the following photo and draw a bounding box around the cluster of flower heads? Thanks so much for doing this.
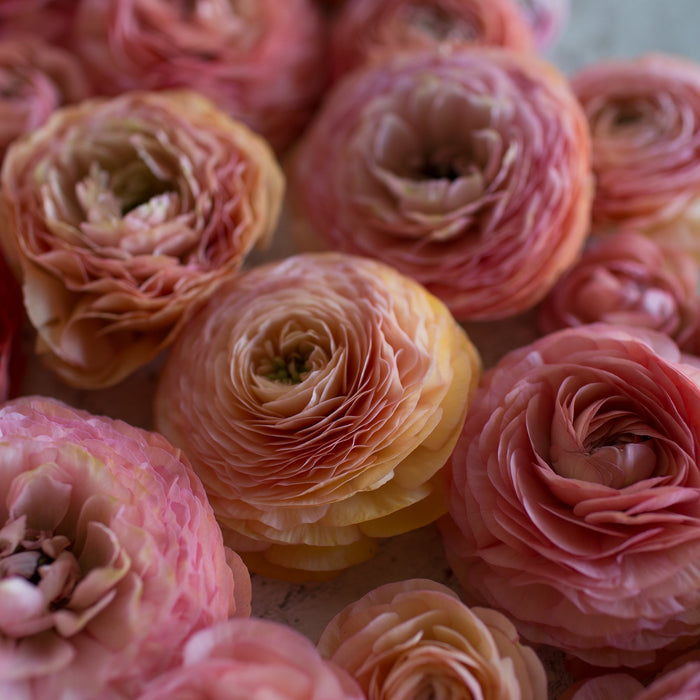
[5,0,700,699]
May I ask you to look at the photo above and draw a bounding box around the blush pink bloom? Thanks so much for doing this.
[0,252,24,402]
[289,47,592,321]
[0,396,251,700]
[441,324,700,669]
[515,0,569,49]
[154,252,481,581]
[0,89,283,389]
[0,37,90,161]
[573,54,700,252]
[136,618,364,700]
[317,578,547,700]
[329,0,534,82]
[538,230,700,354]
[73,0,328,153]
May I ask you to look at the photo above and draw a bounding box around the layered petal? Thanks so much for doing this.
[154,252,481,580]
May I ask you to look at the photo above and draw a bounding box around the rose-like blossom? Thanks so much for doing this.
[317,578,547,700]
[573,54,700,252]
[0,396,251,700]
[0,252,23,402]
[289,47,592,321]
[0,1,77,45]
[154,252,481,581]
[538,230,700,354]
[516,0,569,49]
[0,89,284,389]
[0,37,90,162]
[329,0,534,82]
[441,324,700,669]
[136,618,364,700]
[72,0,328,153]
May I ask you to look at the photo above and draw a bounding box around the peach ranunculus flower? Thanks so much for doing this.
[0,89,284,389]
[289,47,592,322]
[329,0,534,82]
[72,0,328,153]
[0,252,24,402]
[538,230,700,354]
[441,323,700,670]
[573,54,700,254]
[136,618,364,700]
[0,36,91,161]
[154,252,481,581]
[0,396,251,700]
[317,578,547,700]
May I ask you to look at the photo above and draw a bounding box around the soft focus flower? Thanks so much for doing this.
[0,1,77,45]
[73,0,328,152]
[137,618,364,700]
[154,252,481,581]
[441,324,700,669]
[0,396,250,700]
[0,89,284,389]
[515,0,569,49]
[329,0,534,82]
[0,36,90,162]
[0,252,23,402]
[289,47,592,321]
[538,230,700,354]
[573,54,700,253]
[317,578,547,700]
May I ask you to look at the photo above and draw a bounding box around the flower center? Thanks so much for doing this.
[259,351,312,384]
[400,2,479,42]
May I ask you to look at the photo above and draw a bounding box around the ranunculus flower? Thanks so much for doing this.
[289,47,592,321]
[573,54,700,252]
[154,252,481,581]
[0,1,77,45]
[538,230,700,354]
[329,0,534,82]
[73,0,328,153]
[0,36,90,162]
[0,396,250,700]
[515,0,569,49]
[441,324,700,669]
[0,252,24,402]
[136,618,364,700]
[317,578,547,700]
[0,89,284,389]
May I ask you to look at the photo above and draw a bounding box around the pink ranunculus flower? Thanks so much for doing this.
[0,252,24,402]
[289,47,593,321]
[329,0,534,82]
[0,36,91,162]
[0,1,77,45]
[72,0,328,153]
[515,0,569,49]
[538,230,700,354]
[136,618,364,700]
[573,54,700,254]
[0,89,284,389]
[441,323,700,669]
[154,252,481,581]
[0,396,251,700]
[317,578,547,700]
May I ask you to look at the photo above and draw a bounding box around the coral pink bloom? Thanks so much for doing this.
[73,0,328,153]
[137,618,363,700]
[0,89,283,389]
[441,324,700,669]
[317,578,547,700]
[0,252,23,401]
[0,396,250,700]
[0,37,90,161]
[538,230,700,354]
[573,54,700,252]
[329,0,534,81]
[289,47,592,321]
[154,253,481,581]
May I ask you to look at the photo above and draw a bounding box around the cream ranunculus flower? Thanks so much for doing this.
[0,89,283,389]
[317,578,547,700]
[154,252,481,581]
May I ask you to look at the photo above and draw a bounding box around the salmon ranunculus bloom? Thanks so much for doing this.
[573,54,700,253]
[73,0,328,153]
[136,618,364,700]
[289,47,592,321]
[441,324,700,669]
[0,89,284,389]
[329,0,534,82]
[0,396,250,700]
[154,253,481,581]
[317,578,547,700]
[538,230,700,354]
